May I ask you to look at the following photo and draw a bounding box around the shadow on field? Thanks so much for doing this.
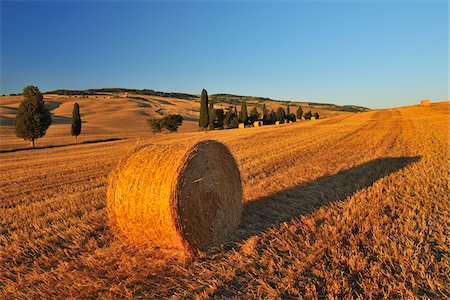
[233,156,421,242]
[0,138,125,153]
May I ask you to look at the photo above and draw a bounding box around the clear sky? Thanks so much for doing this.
[1,0,448,108]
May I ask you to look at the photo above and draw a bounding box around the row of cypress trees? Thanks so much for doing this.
[199,89,319,130]
[14,86,82,147]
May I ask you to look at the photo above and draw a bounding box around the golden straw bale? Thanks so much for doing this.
[420,100,431,107]
[253,121,262,127]
[107,140,243,254]
[238,123,245,129]
[275,121,280,125]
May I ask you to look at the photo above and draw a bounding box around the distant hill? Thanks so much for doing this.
[43,88,370,113]
[46,88,197,100]
[209,93,370,112]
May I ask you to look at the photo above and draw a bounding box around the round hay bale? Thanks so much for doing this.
[107,140,243,254]
[420,99,431,107]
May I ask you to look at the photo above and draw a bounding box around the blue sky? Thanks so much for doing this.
[1,1,448,108]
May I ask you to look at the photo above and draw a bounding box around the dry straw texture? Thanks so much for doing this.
[1,101,449,299]
[107,140,243,254]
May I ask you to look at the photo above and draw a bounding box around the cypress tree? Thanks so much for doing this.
[314,112,320,119]
[286,104,291,123]
[240,101,248,124]
[296,106,303,120]
[14,86,52,147]
[71,103,81,142]
[262,103,268,123]
[208,101,215,130]
[199,89,209,129]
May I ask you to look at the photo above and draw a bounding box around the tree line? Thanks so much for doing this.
[198,89,319,130]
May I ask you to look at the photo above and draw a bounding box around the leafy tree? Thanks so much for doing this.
[14,86,52,147]
[208,101,215,130]
[148,118,162,133]
[231,117,239,128]
[161,114,183,132]
[249,107,260,123]
[148,114,183,133]
[304,110,312,120]
[296,106,303,120]
[266,109,277,125]
[314,112,320,119]
[71,103,81,142]
[215,108,225,129]
[289,113,297,122]
[223,108,232,128]
[276,107,286,124]
[239,101,248,124]
[199,89,209,129]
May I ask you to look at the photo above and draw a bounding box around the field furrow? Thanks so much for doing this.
[0,102,448,298]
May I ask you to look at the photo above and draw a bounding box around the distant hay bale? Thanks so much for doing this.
[107,140,243,254]
[275,121,280,125]
[253,121,262,127]
[238,123,245,129]
[420,100,431,107]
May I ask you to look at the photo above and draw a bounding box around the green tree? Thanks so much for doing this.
[14,86,52,147]
[286,104,291,123]
[262,103,268,123]
[296,106,303,120]
[289,113,297,122]
[199,89,209,129]
[161,114,183,132]
[223,108,232,128]
[208,101,215,130]
[231,117,239,128]
[239,101,248,124]
[249,107,260,123]
[304,110,312,120]
[314,112,320,119]
[71,103,81,142]
[148,114,183,133]
[215,108,225,129]
[148,118,162,133]
[276,107,286,124]
[266,109,277,124]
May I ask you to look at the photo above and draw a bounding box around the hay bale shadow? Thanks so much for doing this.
[225,156,421,247]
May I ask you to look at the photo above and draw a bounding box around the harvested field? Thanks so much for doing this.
[0,102,448,298]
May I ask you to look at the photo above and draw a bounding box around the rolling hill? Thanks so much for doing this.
[0,90,368,150]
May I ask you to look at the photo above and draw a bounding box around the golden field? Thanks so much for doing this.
[0,100,448,298]
[0,93,352,150]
